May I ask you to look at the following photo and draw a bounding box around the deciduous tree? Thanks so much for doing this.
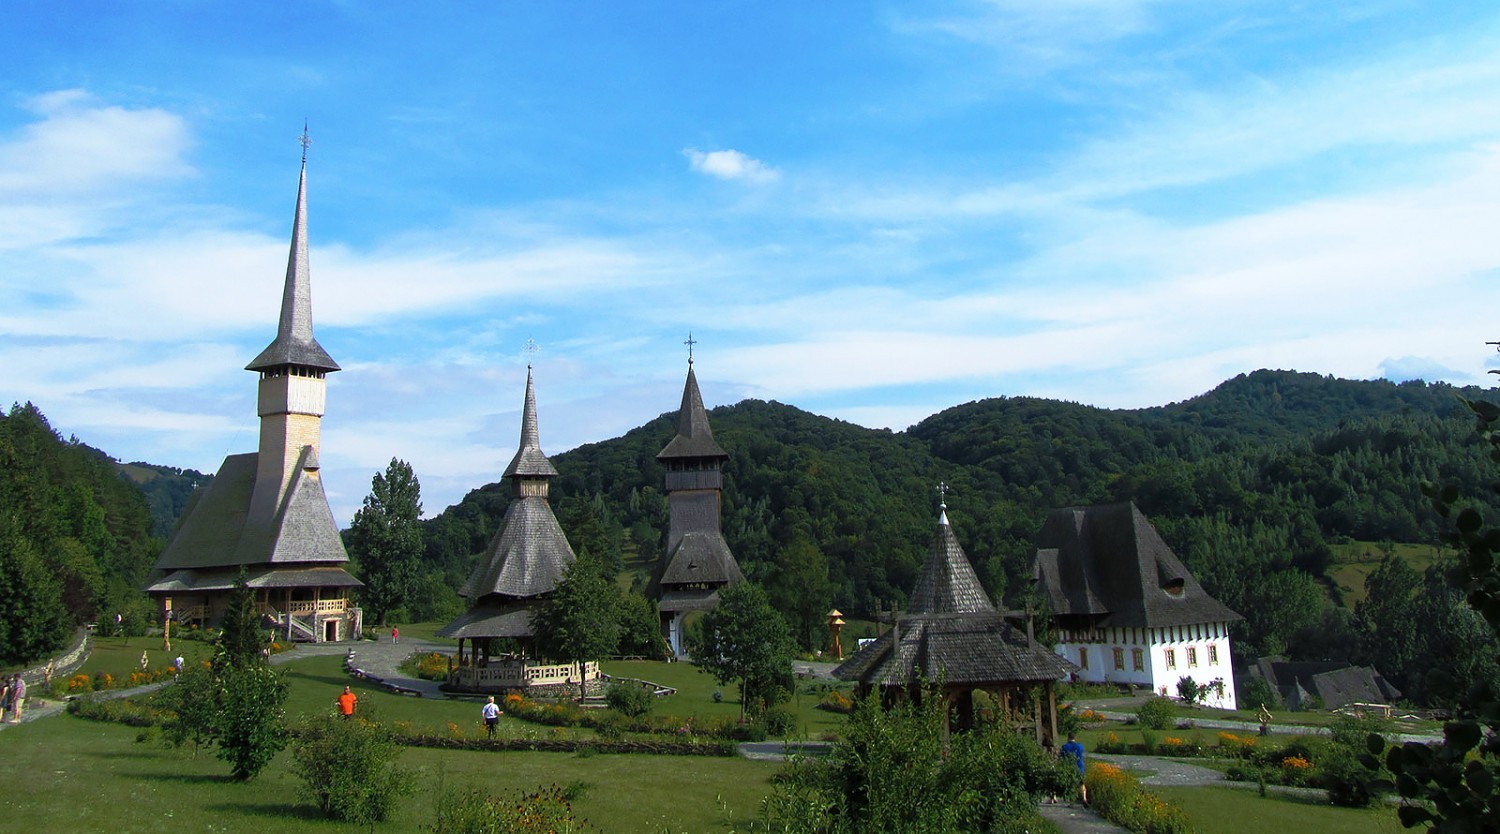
[690,581,795,719]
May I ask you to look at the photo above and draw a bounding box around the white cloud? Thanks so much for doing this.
[683,148,780,183]
[0,90,192,195]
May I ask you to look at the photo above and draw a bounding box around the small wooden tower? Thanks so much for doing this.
[438,366,600,694]
[144,138,362,643]
[648,346,744,656]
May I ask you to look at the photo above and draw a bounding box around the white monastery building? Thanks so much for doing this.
[1032,502,1240,709]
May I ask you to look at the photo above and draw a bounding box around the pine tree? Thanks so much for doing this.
[348,458,423,626]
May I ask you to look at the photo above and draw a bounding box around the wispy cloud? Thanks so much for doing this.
[683,148,780,183]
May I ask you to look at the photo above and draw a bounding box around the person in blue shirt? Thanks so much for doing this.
[1059,731,1088,806]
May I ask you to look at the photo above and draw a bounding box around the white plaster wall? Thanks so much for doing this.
[1054,622,1238,710]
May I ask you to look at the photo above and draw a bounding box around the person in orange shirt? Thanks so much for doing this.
[337,685,357,718]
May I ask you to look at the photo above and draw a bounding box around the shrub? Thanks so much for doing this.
[760,706,797,737]
[215,663,288,780]
[1135,697,1174,730]
[1086,762,1191,834]
[291,712,414,823]
[1095,731,1127,754]
[817,688,854,714]
[401,652,451,682]
[604,682,653,718]
[1217,731,1257,757]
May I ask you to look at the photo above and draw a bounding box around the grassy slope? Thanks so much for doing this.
[1327,541,1449,607]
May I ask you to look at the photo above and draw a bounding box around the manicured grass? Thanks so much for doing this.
[0,710,781,832]
[602,659,851,739]
[74,635,217,678]
[1153,785,1405,834]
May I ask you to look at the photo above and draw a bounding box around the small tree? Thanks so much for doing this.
[159,661,219,755]
[1176,675,1203,705]
[531,550,620,695]
[690,581,796,720]
[203,574,288,780]
[348,458,424,626]
[291,711,412,823]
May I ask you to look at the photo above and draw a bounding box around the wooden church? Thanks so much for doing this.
[437,367,602,694]
[144,146,362,642]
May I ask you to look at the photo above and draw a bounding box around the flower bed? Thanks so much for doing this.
[1086,762,1191,834]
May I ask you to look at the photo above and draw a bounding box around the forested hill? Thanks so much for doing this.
[0,403,163,666]
[421,369,1500,666]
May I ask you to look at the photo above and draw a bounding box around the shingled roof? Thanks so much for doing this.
[1033,502,1240,629]
[834,611,1075,687]
[656,364,726,461]
[457,496,577,601]
[449,371,576,616]
[246,162,339,373]
[150,447,352,574]
[503,367,560,479]
[909,507,996,615]
[835,504,1075,689]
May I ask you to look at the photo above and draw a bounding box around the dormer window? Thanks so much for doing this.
[1162,578,1185,598]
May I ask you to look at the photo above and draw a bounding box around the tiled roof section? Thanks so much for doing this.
[437,601,539,639]
[458,495,577,600]
[503,366,559,479]
[1033,502,1240,629]
[833,612,1076,687]
[246,163,339,373]
[147,447,350,578]
[657,364,727,460]
[909,514,996,615]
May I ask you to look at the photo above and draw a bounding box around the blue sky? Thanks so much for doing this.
[4,2,1500,520]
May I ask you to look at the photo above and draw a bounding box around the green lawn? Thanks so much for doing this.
[0,711,781,833]
[602,659,851,739]
[68,635,217,684]
[1153,785,1405,834]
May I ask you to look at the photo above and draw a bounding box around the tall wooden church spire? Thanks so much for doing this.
[246,138,338,523]
[246,138,339,374]
[502,365,559,495]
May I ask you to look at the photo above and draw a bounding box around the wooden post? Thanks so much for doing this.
[1047,680,1059,746]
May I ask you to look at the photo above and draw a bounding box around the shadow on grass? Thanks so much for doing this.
[204,801,322,821]
[136,771,241,785]
[281,670,351,688]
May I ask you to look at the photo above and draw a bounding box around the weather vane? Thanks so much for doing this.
[524,338,539,368]
[685,332,697,365]
[299,122,312,163]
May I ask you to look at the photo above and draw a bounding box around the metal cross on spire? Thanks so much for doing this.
[684,332,697,365]
[524,338,540,369]
[299,122,312,164]
[936,481,950,507]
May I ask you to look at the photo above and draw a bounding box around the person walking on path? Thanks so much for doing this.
[1060,731,1088,806]
[391,626,399,644]
[9,674,26,723]
[337,685,358,719]
[1,677,11,723]
[482,695,502,738]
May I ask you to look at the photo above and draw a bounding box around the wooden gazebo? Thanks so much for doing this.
[835,499,1075,742]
